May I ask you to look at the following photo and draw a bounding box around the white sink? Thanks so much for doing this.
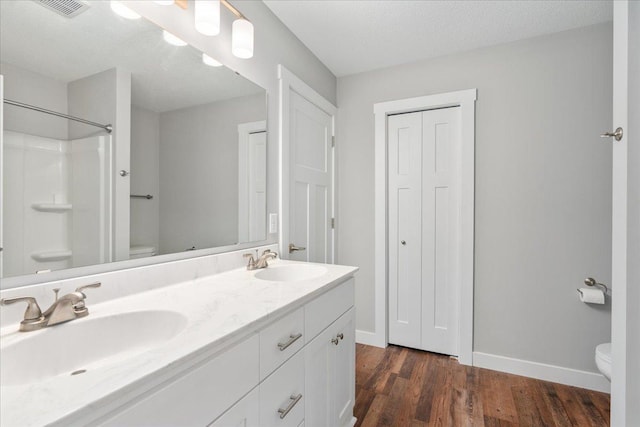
[1,310,187,387]
[254,264,328,282]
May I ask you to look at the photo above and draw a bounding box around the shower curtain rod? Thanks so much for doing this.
[3,99,113,134]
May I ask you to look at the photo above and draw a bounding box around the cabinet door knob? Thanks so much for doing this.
[331,337,339,345]
[337,333,344,340]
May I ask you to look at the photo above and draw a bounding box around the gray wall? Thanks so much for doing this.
[0,62,68,139]
[337,23,613,372]
[158,94,265,254]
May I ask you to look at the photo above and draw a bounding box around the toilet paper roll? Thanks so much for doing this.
[578,287,605,304]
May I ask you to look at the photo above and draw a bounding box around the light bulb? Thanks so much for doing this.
[195,0,221,36]
[154,1,174,4]
[110,0,141,20]
[232,18,254,59]
[163,30,187,46]
[202,53,223,67]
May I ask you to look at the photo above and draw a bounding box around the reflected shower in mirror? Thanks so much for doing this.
[0,1,267,280]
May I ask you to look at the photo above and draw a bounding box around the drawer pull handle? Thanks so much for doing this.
[277,333,302,351]
[278,393,302,419]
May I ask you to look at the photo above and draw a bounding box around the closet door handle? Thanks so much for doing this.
[277,394,302,419]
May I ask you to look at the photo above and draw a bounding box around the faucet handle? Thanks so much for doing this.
[243,252,257,270]
[75,282,101,295]
[0,296,43,320]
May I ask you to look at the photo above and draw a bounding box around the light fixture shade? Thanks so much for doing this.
[195,0,221,36]
[163,30,187,46]
[154,1,175,5]
[110,0,141,20]
[202,53,223,67]
[232,18,254,59]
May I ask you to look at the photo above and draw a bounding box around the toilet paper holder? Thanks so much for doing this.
[583,277,608,294]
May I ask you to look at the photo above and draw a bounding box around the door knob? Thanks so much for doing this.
[600,127,623,142]
[288,243,306,253]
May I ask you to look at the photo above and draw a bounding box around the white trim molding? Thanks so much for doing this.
[277,65,337,262]
[372,89,477,365]
[473,352,611,394]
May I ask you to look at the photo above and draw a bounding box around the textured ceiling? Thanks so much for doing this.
[263,0,613,77]
[0,1,263,113]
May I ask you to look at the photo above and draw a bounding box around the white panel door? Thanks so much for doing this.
[388,107,461,356]
[289,91,333,263]
[388,111,423,348]
[421,107,461,356]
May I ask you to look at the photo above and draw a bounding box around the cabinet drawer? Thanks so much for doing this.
[259,350,305,427]
[260,307,304,380]
[102,334,259,427]
[208,387,259,427]
[305,278,354,342]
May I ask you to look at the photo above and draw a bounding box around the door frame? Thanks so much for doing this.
[371,89,476,365]
[277,65,337,262]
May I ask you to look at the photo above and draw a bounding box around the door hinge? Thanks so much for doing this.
[331,218,335,229]
[331,136,335,148]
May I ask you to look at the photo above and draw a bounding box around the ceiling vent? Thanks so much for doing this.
[32,0,90,18]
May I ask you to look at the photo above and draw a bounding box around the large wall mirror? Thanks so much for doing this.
[0,1,268,287]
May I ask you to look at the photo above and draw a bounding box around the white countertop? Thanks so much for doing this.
[0,260,358,427]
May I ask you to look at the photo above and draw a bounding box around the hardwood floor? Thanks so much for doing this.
[354,344,610,427]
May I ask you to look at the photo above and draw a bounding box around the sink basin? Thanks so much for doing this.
[254,264,328,282]
[1,310,187,387]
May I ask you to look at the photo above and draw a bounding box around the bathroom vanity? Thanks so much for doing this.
[0,257,358,427]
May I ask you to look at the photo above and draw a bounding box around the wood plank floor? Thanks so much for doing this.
[354,344,610,427]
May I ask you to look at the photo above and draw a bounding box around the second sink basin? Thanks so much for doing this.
[1,310,187,387]
[254,264,328,282]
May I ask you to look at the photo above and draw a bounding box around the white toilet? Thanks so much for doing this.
[595,342,611,381]
[129,245,156,260]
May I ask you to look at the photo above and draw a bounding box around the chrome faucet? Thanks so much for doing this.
[0,282,101,332]
[256,249,278,268]
[244,249,278,271]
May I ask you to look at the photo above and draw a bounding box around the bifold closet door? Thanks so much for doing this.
[388,107,461,357]
[388,111,423,349]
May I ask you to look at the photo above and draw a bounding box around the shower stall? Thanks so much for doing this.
[2,98,114,277]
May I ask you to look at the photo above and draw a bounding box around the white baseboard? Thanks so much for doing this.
[356,329,386,348]
[473,351,610,393]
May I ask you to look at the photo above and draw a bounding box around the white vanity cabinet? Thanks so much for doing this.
[99,276,356,427]
[305,307,356,427]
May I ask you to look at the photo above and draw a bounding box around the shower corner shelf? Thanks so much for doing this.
[31,251,73,262]
[31,203,73,212]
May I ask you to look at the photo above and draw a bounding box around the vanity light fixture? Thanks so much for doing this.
[231,17,254,59]
[195,0,221,36]
[202,53,223,67]
[110,0,141,20]
[163,30,188,46]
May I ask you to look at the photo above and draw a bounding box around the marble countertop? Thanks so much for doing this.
[0,259,358,427]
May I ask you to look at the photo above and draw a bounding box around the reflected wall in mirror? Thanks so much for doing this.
[0,1,267,280]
